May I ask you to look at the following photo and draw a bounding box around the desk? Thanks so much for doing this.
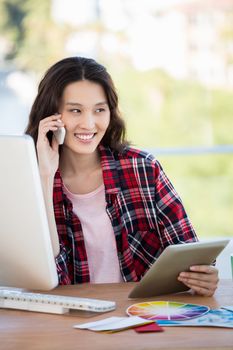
[0,280,232,350]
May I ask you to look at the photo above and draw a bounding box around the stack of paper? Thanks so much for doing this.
[74,305,233,332]
[74,316,162,333]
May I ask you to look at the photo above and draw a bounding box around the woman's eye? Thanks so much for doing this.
[96,108,105,113]
[70,109,81,113]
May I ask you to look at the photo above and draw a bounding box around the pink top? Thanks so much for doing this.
[63,183,123,283]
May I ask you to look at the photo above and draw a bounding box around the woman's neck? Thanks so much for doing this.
[59,146,101,176]
[59,146,103,194]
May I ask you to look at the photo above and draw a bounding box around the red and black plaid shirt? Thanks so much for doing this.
[54,145,198,284]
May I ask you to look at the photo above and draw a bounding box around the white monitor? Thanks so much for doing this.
[0,135,58,290]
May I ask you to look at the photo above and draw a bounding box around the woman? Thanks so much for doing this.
[25,56,218,296]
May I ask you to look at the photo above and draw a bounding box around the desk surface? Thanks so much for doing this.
[0,280,233,350]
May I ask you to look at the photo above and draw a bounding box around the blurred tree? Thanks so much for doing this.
[112,65,233,148]
[0,0,71,73]
[0,0,27,60]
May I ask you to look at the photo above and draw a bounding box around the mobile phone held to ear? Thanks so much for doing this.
[54,127,66,145]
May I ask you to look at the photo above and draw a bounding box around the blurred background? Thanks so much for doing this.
[0,0,232,250]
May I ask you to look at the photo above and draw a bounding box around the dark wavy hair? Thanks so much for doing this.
[25,56,128,151]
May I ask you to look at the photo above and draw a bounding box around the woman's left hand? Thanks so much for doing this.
[178,265,219,296]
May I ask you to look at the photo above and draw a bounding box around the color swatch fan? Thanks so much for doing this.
[126,301,209,321]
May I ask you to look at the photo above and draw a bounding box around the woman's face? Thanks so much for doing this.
[59,80,110,155]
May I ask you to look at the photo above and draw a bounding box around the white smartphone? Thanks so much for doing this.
[54,127,66,145]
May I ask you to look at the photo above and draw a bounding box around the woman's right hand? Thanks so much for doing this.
[36,114,64,177]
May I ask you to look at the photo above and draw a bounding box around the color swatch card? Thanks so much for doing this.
[74,316,154,332]
[221,305,233,313]
[127,301,209,321]
[156,309,233,328]
[134,322,164,333]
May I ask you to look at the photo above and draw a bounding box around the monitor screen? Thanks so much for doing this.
[0,135,58,290]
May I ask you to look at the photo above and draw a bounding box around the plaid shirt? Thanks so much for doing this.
[54,145,198,284]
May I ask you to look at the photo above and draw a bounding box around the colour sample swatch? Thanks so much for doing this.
[126,301,210,321]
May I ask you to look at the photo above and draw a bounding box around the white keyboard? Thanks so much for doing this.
[0,289,116,314]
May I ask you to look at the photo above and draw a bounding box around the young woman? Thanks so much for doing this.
[25,56,218,296]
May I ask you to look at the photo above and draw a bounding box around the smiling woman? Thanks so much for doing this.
[24,57,219,296]
[59,80,110,157]
[26,57,126,151]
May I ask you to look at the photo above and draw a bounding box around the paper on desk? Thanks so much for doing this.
[74,316,153,331]
[221,305,233,313]
[157,309,233,328]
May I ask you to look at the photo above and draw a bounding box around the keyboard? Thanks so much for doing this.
[0,289,116,314]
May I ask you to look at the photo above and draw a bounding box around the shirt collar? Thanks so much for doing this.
[99,145,121,195]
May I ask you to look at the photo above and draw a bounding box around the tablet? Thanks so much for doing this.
[128,239,229,298]
[0,134,58,290]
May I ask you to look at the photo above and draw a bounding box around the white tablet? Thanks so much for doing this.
[0,135,58,290]
[128,239,230,298]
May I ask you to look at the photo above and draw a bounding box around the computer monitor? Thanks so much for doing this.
[0,135,58,290]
